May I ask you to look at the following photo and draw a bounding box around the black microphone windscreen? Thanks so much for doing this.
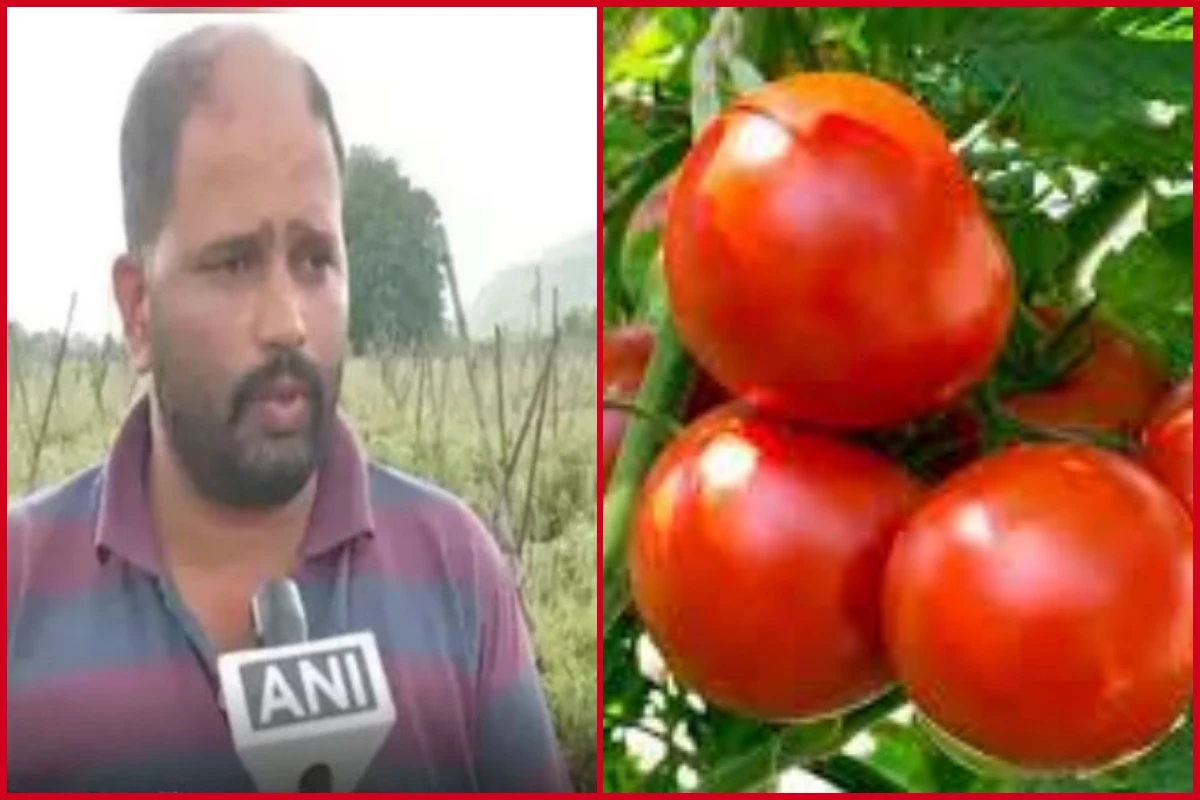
[251,578,309,647]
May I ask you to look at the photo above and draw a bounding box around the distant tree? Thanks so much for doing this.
[344,145,448,353]
[561,307,597,341]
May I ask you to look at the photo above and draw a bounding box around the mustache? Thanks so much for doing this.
[229,348,325,424]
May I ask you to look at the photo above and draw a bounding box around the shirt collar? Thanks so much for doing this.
[94,394,375,573]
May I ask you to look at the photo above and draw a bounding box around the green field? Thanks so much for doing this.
[8,340,597,790]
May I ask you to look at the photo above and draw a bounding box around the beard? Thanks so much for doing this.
[151,336,342,510]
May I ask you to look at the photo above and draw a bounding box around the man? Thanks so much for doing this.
[7,24,569,792]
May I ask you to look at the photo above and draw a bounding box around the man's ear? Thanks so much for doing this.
[112,253,152,374]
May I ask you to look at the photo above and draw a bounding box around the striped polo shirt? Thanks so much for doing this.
[7,397,570,792]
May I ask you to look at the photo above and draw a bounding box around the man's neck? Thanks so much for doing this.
[147,404,315,578]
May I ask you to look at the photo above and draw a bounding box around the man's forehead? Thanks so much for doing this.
[195,31,311,119]
[171,33,338,198]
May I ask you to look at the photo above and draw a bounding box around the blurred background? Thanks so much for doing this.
[7,7,598,790]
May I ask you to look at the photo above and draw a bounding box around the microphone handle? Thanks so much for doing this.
[298,763,333,792]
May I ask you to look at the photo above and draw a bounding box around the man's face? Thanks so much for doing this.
[120,40,348,509]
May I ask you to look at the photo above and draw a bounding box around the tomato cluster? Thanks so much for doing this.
[611,72,1193,776]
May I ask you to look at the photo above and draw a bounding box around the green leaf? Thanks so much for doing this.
[1146,187,1194,255]
[621,229,660,311]
[862,8,1192,176]
[862,718,939,791]
[694,719,841,793]
[605,8,706,85]
[1121,712,1194,792]
[966,34,1191,174]
[1093,229,1193,378]
[999,212,1072,303]
[603,8,648,63]
[1147,188,1193,230]
[603,133,688,325]
[608,16,686,84]
[1100,7,1193,41]
[915,723,991,792]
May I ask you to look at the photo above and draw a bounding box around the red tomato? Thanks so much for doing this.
[1151,374,1193,422]
[663,72,1015,429]
[630,403,921,721]
[603,324,656,395]
[884,444,1193,772]
[1005,314,1169,436]
[602,324,730,418]
[1142,376,1193,515]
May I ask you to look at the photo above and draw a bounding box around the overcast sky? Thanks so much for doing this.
[7,7,597,336]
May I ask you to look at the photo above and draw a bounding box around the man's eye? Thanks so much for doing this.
[209,254,252,273]
[297,250,334,275]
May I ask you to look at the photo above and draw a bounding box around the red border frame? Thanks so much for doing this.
[5,3,1197,797]
[596,3,1199,797]
[3,5,598,798]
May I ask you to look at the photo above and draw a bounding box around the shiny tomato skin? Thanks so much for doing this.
[663,72,1015,429]
[884,444,1193,772]
[631,403,921,721]
[1142,376,1193,515]
[1005,316,1169,436]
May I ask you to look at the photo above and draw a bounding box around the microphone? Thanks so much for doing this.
[251,578,309,646]
[217,578,396,792]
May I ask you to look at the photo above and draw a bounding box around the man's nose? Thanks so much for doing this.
[254,257,307,350]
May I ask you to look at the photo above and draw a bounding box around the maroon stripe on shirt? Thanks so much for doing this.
[8,658,228,776]
[369,655,476,770]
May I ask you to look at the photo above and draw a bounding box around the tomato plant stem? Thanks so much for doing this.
[602,318,695,634]
[601,396,684,437]
[974,379,1131,453]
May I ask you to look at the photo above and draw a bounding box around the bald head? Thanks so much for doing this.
[119,24,345,257]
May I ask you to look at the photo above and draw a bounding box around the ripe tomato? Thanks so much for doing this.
[1004,314,1169,436]
[630,403,920,721]
[884,444,1193,773]
[663,72,1015,429]
[603,323,656,395]
[602,322,729,422]
[1142,376,1193,515]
